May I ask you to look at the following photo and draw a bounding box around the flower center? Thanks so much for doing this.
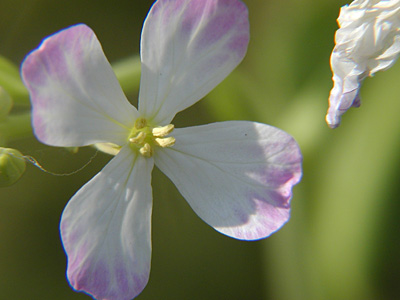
[128,117,175,157]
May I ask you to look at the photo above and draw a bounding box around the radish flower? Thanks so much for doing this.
[326,0,400,128]
[22,0,302,299]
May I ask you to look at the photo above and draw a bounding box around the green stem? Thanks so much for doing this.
[0,112,32,144]
[112,56,141,95]
[0,74,30,106]
[0,56,30,106]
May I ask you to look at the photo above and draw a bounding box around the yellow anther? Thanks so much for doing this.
[129,118,175,158]
[152,124,174,137]
[139,143,153,157]
[155,137,176,148]
[129,132,146,144]
[134,117,147,129]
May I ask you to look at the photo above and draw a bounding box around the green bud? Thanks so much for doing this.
[0,148,26,187]
[0,87,12,120]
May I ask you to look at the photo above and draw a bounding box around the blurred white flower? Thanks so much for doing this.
[326,0,400,128]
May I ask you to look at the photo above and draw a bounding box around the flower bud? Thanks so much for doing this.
[0,148,26,187]
[0,87,12,120]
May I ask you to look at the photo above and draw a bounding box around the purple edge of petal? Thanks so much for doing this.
[21,24,93,143]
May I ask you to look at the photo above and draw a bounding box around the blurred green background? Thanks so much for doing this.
[1,0,399,299]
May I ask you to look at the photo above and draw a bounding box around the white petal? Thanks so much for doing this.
[326,0,400,128]
[60,146,154,300]
[326,56,363,128]
[154,121,302,240]
[138,0,249,125]
[22,24,138,147]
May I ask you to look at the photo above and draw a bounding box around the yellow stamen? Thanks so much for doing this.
[139,143,153,157]
[152,124,174,137]
[129,118,175,158]
[129,132,146,144]
[155,137,176,148]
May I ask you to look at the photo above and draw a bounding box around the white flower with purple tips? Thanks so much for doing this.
[22,0,302,299]
[326,0,400,128]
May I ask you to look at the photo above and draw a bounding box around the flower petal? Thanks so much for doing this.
[138,0,249,125]
[326,0,400,128]
[154,121,302,240]
[22,24,138,146]
[60,146,154,300]
[326,57,363,128]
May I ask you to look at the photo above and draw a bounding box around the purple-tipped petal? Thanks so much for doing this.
[326,0,400,128]
[138,0,249,125]
[22,24,138,147]
[326,66,364,129]
[154,121,302,240]
[61,146,154,300]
